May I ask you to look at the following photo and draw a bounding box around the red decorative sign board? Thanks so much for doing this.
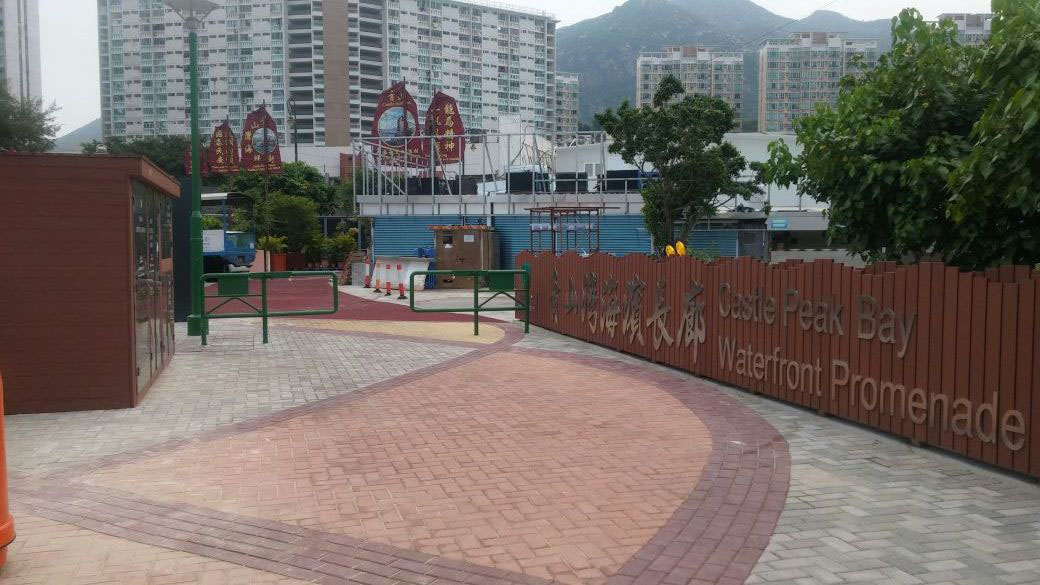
[208,122,240,174]
[424,91,465,164]
[371,81,426,163]
[241,106,282,174]
[184,143,209,177]
[517,252,1040,479]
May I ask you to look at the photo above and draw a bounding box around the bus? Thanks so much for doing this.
[201,192,257,272]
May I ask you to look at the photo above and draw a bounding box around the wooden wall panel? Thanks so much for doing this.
[514,251,1040,478]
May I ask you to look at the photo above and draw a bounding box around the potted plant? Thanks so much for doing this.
[257,235,288,271]
[304,235,326,270]
[327,233,356,270]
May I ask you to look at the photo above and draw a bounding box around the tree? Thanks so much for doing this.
[947,0,1040,267]
[757,8,1040,269]
[0,82,60,152]
[262,192,320,253]
[82,135,191,178]
[224,161,340,215]
[595,75,759,249]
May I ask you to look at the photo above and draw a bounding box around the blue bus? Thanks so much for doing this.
[202,192,257,272]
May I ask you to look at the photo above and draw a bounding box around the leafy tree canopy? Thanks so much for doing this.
[759,5,1039,269]
[224,161,341,215]
[596,75,760,249]
[82,135,190,178]
[947,0,1040,267]
[0,82,60,152]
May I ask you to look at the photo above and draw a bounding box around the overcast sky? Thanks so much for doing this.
[42,0,991,135]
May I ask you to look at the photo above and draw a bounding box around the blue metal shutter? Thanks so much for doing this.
[688,230,739,257]
[372,216,490,257]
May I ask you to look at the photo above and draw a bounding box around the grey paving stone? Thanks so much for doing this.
[5,320,471,475]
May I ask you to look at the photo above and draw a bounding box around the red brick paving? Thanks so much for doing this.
[12,323,789,585]
[79,352,714,584]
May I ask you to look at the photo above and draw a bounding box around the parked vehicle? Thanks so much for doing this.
[201,192,256,272]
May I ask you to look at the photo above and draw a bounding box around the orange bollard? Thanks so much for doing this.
[0,371,14,566]
[384,264,393,296]
[397,264,407,299]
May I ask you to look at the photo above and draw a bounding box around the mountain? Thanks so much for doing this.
[51,118,102,152]
[557,0,894,124]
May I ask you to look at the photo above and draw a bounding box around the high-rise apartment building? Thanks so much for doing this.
[386,0,557,137]
[758,32,878,133]
[1,0,41,101]
[99,0,559,146]
[555,71,578,140]
[937,13,993,47]
[635,46,743,120]
[98,0,290,143]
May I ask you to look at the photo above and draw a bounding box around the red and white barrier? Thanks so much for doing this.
[397,264,407,299]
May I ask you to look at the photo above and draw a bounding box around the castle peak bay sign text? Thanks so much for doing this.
[518,252,1040,478]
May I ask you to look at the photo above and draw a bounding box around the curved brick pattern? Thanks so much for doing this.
[519,327,1040,585]
[0,513,308,585]
[511,349,789,585]
[5,321,472,475]
[78,352,716,584]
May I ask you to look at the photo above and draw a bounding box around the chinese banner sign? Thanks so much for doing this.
[424,91,466,164]
[241,106,282,174]
[371,81,426,163]
[184,143,210,177]
[208,122,240,174]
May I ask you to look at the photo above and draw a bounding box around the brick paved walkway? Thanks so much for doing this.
[3,302,1039,585]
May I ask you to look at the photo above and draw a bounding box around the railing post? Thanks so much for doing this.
[523,262,531,334]
[473,272,480,336]
[261,275,269,344]
[200,275,208,346]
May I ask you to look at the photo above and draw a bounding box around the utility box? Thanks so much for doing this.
[0,153,180,414]
[431,225,499,289]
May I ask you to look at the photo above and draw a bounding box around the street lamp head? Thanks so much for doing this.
[165,0,219,25]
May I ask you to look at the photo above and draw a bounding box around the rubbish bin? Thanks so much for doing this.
[0,370,15,565]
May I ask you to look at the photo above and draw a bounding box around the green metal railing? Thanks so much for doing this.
[409,265,531,336]
[200,271,339,345]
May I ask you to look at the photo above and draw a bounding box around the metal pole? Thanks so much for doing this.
[261,275,269,344]
[473,273,479,336]
[187,21,204,336]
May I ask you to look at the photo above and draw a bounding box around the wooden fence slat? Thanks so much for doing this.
[998,283,1018,470]
[1014,280,1034,474]
[928,265,947,452]
[983,281,1003,466]
[954,271,972,457]
[1032,281,1040,476]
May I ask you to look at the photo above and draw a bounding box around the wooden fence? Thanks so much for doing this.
[516,251,1040,478]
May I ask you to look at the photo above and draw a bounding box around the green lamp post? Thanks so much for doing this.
[167,0,218,336]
